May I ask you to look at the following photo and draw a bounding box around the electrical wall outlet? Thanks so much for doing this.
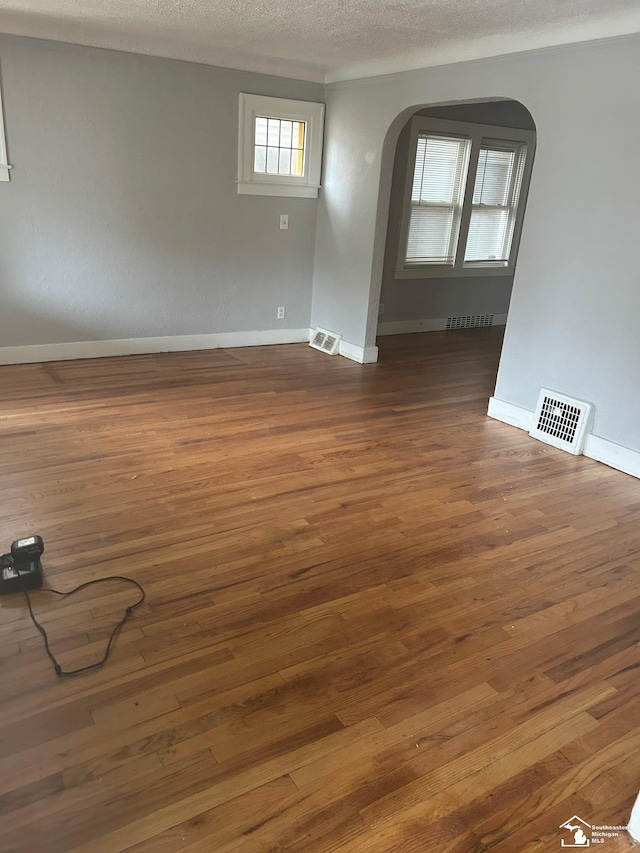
[379,302,384,315]
[277,306,285,319]
[279,215,289,230]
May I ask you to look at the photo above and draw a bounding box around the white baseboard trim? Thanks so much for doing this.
[488,396,640,480]
[583,434,640,479]
[338,340,379,364]
[378,313,507,336]
[0,328,312,365]
[487,396,534,432]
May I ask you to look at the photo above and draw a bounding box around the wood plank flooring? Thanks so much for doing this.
[1,328,639,852]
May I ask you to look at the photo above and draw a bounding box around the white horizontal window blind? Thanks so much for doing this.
[406,134,470,266]
[397,116,534,277]
[464,143,527,264]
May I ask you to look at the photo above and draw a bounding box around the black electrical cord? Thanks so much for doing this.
[18,571,145,676]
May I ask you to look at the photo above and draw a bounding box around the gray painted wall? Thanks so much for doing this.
[311,35,640,451]
[417,100,536,129]
[379,100,536,329]
[1,32,639,455]
[0,36,322,346]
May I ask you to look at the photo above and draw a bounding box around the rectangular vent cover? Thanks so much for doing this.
[446,314,494,330]
[529,389,593,455]
[309,328,341,355]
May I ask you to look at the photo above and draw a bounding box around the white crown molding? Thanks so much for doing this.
[0,28,327,83]
[488,397,640,480]
[0,328,311,365]
[325,21,640,84]
[2,10,639,85]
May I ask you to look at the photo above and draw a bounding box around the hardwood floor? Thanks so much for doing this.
[1,328,639,852]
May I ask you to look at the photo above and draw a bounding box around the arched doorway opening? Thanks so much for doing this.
[370,98,536,398]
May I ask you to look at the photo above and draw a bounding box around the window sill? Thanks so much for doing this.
[395,265,514,280]
[237,181,318,198]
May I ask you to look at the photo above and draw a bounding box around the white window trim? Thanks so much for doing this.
[237,94,324,198]
[0,81,11,182]
[396,116,535,279]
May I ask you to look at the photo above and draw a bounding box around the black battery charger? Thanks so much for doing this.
[0,533,145,675]
[0,535,45,595]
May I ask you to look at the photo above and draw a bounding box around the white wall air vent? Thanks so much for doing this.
[446,314,494,330]
[529,389,593,455]
[310,328,341,355]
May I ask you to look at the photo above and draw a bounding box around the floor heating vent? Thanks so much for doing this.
[309,328,341,355]
[446,314,494,330]
[529,389,593,455]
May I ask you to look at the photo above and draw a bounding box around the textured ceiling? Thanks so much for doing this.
[1,0,640,82]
